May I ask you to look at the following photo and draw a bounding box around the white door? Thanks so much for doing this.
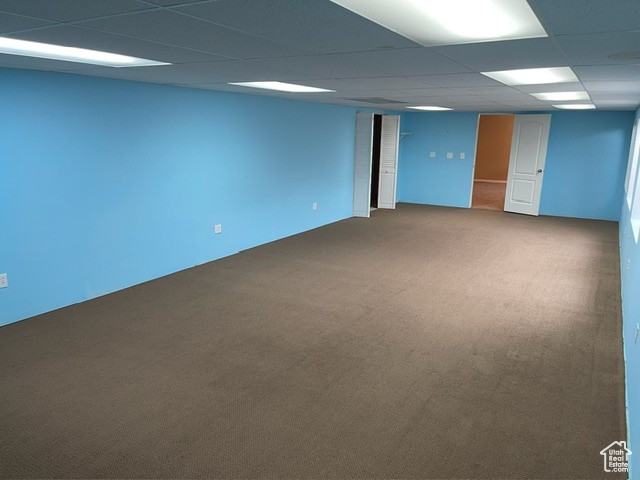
[352,112,374,217]
[504,114,551,216]
[378,115,400,209]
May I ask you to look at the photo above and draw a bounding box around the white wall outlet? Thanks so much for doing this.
[0,273,7,289]
[429,151,436,158]
[312,202,318,210]
[447,152,453,159]
[635,323,639,345]
[460,152,465,159]
[214,224,222,234]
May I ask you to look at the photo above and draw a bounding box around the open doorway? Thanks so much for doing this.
[370,114,382,209]
[471,114,514,210]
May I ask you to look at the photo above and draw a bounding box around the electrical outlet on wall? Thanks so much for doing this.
[460,152,465,159]
[214,224,222,234]
[0,273,7,289]
[429,152,436,158]
[636,323,639,345]
[312,202,318,210]
[447,152,453,159]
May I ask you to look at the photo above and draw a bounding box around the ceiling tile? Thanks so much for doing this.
[298,77,431,91]
[6,25,229,64]
[0,53,98,71]
[74,60,319,85]
[530,0,640,35]
[0,0,153,22]
[583,80,640,93]
[142,0,205,5]
[176,0,418,54]
[0,12,54,34]
[556,31,640,66]
[434,38,567,71]
[75,9,309,59]
[337,48,471,76]
[574,65,640,82]
[514,82,585,94]
[407,73,504,88]
[252,54,383,79]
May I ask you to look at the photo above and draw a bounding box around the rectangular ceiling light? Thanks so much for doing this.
[329,0,547,46]
[408,106,453,111]
[481,67,579,86]
[228,81,335,93]
[531,91,590,101]
[553,104,596,110]
[0,37,170,67]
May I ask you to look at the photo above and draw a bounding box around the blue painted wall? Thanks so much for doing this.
[397,112,478,208]
[398,111,633,221]
[0,68,357,327]
[540,111,633,220]
[620,106,640,480]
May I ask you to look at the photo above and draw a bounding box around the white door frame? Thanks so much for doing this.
[352,112,400,217]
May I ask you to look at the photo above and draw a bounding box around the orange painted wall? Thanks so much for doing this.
[474,115,514,181]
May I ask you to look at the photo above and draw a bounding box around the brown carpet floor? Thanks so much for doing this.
[0,204,626,479]
[472,180,507,211]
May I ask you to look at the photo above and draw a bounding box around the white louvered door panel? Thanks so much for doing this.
[378,115,400,209]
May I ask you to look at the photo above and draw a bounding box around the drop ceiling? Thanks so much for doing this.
[1,0,639,111]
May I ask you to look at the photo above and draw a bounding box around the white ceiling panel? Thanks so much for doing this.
[433,38,567,71]
[75,9,309,59]
[529,0,640,35]
[407,73,504,88]
[335,48,472,76]
[556,31,640,66]
[6,25,229,64]
[0,0,153,22]
[0,53,98,71]
[175,0,418,54]
[514,82,585,94]
[574,65,640,82]
[0,0,637,111]
[75,60,319,85]
[583,81,640,93]
[252,54,383,79]
[0,12,54,34]
[298,77,432,91]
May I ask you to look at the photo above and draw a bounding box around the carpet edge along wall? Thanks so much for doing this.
[0,67,357,327]
[619,105,640,480]
[397,110,632,220]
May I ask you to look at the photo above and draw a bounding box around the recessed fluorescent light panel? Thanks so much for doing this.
[408,106,453,111]
[329,0,547,46]
[0,37,170,67]
[481,67,579,86]
[228,81,335,93]
[553,104,596,110]
[531,91,590,101]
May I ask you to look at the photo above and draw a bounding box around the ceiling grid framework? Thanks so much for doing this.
[0,0,638,111]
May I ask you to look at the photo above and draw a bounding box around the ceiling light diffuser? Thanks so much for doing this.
[228,81,335,93]
[408,106,453,111]
[481,67,579,86]
[531,91,590,101]
[329,0,547,46]
[0,37,170,67]
[553,104,596,110]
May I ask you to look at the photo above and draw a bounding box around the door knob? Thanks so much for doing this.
[537,169,543,173]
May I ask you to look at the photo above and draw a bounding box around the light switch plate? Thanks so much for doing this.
[460,152,465,159]
[214,224,222,234]
[447,152,453,159]
[0,273,7,288]
[429,152,436,158]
